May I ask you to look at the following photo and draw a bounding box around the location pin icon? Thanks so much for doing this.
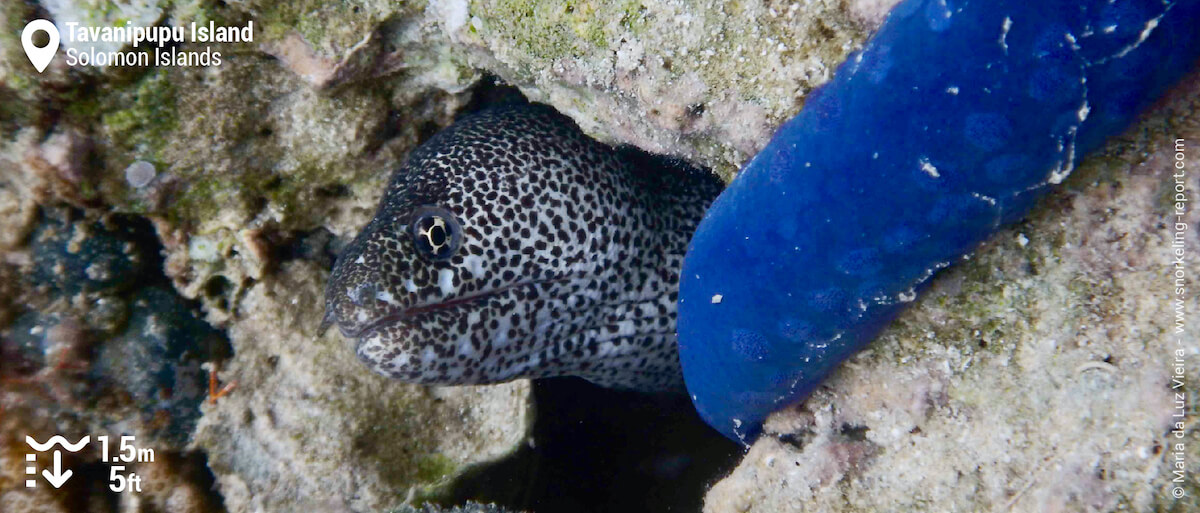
[22,19,60,73]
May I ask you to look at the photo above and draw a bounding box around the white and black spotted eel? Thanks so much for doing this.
[325,0,1200,443]
[322,104,722,392]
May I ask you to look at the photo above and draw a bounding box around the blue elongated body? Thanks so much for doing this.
[679,0,1200,443]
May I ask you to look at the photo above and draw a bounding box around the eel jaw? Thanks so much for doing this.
[334,280,536,340]
[336,275,576,341]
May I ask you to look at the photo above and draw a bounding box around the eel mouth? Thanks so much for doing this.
[337,277,566,340]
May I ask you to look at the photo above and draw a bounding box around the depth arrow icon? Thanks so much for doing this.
[42,450,72,488]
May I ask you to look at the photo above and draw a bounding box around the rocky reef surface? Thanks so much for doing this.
[0,0,1195,512]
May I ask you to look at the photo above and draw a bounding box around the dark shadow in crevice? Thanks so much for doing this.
[445,377,743,513]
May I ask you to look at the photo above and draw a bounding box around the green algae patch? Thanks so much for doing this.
[243,0,426,59]
[480,0,612,62]
[413,454,460,483]
[99,68,180,157]
[0,1,52,139]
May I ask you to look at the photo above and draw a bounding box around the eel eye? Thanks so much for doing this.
[410,206,462,262]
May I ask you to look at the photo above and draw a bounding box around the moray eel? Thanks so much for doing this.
[323,105,722,392]
[679,0,1200,443]
[325,1,1200,445]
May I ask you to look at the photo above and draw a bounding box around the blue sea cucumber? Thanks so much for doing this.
[678,0,1200,444]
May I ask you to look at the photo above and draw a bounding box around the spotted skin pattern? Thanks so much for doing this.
[323,105,723,391]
